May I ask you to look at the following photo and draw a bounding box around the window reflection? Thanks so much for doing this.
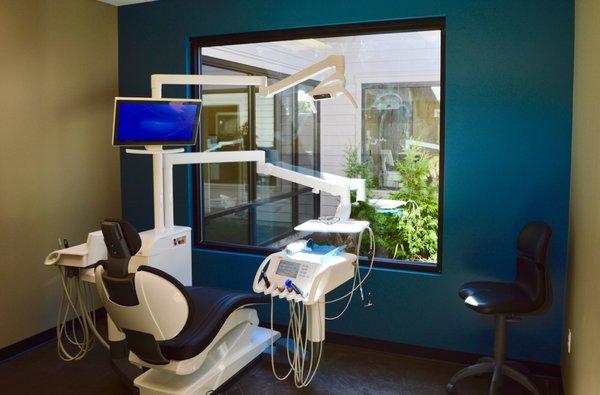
[199,62,319,247]
[363,84,440,191]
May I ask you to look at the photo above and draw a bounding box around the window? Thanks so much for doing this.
[192,19,445,272]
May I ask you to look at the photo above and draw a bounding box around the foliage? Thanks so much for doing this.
[344,147,377,197]
[344,146,369,179]
[346,146,438,262]
[350,199,391,256]
[240,121,249,137]
[389,147,438,261]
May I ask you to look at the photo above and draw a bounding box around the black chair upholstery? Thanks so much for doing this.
[103,217,142,256]
[159,282,269,361]
[99,219,269,365]
[138,266,269,361]
[448,221,552,395]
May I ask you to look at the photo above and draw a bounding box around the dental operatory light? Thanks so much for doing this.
[257,55,358,109]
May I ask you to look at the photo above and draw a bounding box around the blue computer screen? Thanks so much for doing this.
[115,100,200,145]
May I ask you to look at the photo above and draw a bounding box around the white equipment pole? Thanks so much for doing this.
[150,74,268,231]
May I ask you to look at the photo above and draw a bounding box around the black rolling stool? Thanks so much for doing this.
[447,221,552,395]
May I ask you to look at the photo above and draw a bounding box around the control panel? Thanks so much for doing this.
[253,250,356,305]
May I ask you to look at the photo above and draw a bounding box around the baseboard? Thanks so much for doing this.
[0,309,107,364]
[262,322,562,379]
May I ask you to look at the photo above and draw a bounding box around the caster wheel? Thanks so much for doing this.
[446,383,455,393]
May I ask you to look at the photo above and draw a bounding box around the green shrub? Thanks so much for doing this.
[389,147,438,261]
[346,146,438,262]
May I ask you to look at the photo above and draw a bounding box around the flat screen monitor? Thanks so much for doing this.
[113,98,202,146]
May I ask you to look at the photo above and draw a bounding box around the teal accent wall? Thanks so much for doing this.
[118,0,573,364]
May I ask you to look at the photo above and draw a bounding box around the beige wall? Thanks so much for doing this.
[563,0,600,393]
[0,0,119,348]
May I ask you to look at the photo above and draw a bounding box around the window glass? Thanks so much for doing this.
[196,27,443,269]
[204,210,249,244]
[199,63,319,247]
[201,66,250,215]
[363,84,440,192]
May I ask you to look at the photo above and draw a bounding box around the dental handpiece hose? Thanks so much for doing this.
[284,279,304,296]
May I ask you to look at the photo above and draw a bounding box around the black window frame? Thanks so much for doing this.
[190,17,446,273]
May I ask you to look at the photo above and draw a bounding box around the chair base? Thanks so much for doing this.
[133,326,279,395]
[447,361,540,395]
[447,314,540,395]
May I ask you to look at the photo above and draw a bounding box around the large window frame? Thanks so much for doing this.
[190,17,446,273]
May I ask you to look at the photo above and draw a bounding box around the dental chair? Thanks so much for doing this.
[95,218,277,394]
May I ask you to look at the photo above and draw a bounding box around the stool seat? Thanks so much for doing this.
[459,281,539,315]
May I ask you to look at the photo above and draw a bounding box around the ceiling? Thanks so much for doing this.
[97,0,156,6]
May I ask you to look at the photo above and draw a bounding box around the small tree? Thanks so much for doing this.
[390,147,438,261]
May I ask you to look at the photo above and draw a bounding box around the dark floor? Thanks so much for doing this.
[0,335,562,395]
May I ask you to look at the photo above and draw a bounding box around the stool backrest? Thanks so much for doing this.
[515,221,552,311]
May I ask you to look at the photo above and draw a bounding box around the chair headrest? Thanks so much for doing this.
[101,218,142,256]
[517,221,552,263]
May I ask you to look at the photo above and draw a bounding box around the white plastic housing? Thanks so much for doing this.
[44,231,106,268]
[252,251,356,305]
[134,323,279,394]
[294,219,370,234]
[95,266,189,341]
[45,226,193,287]
[130,226,192,286]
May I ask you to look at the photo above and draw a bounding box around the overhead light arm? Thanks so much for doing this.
[152,56,357,109]
[258,55,343,97]
[257,55,358,108]
[149,56,360,230]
